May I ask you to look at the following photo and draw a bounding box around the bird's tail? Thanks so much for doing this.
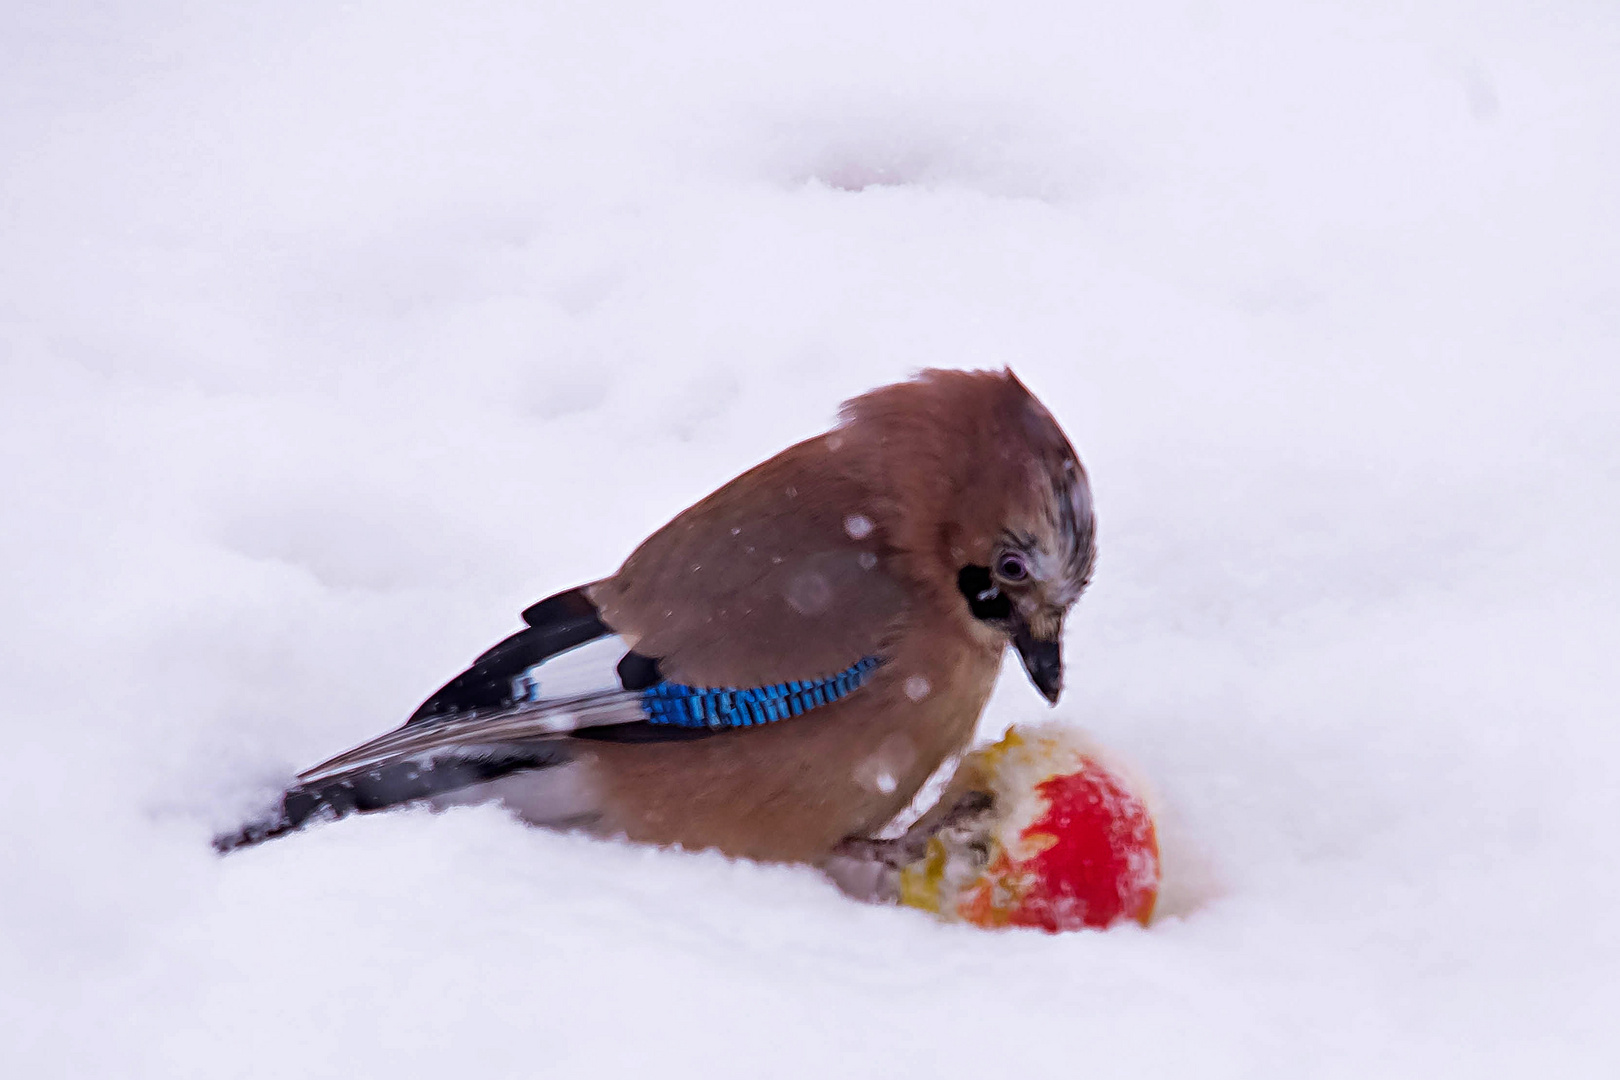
[213,741,578,852]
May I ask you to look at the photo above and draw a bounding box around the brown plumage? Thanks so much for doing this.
[218,369,1096,865]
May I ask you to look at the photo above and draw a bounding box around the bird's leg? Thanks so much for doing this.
[822,787,997,903]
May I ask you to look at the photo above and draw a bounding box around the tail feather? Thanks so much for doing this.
[214,741,575,853]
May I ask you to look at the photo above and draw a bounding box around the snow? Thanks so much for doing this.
[3,1,1617,1075]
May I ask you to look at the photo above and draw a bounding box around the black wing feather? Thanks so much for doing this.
[408,586,609,723]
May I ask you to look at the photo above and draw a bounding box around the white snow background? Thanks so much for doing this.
[3,1,1617,1076]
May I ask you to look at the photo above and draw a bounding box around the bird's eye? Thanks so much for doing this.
[995,553,1029,582]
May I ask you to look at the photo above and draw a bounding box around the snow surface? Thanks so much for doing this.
[3,1,1618,1076]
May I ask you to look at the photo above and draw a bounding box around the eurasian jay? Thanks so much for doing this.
[219,368,1097,864]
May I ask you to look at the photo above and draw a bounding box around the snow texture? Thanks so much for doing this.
[3,1,1618,1076]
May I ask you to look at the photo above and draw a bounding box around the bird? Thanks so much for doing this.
[217,368,1097,865]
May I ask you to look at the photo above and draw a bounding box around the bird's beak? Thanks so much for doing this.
[1012,620,1063,704]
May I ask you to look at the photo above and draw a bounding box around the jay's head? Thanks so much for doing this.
[842,368,1096,703]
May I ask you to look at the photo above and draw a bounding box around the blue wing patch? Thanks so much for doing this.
[640,656,883,730]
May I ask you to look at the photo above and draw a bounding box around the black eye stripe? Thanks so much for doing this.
[957,565,1012,622]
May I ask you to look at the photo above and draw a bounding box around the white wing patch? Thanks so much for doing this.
[511,635,632,704]
[295,635,643,788]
